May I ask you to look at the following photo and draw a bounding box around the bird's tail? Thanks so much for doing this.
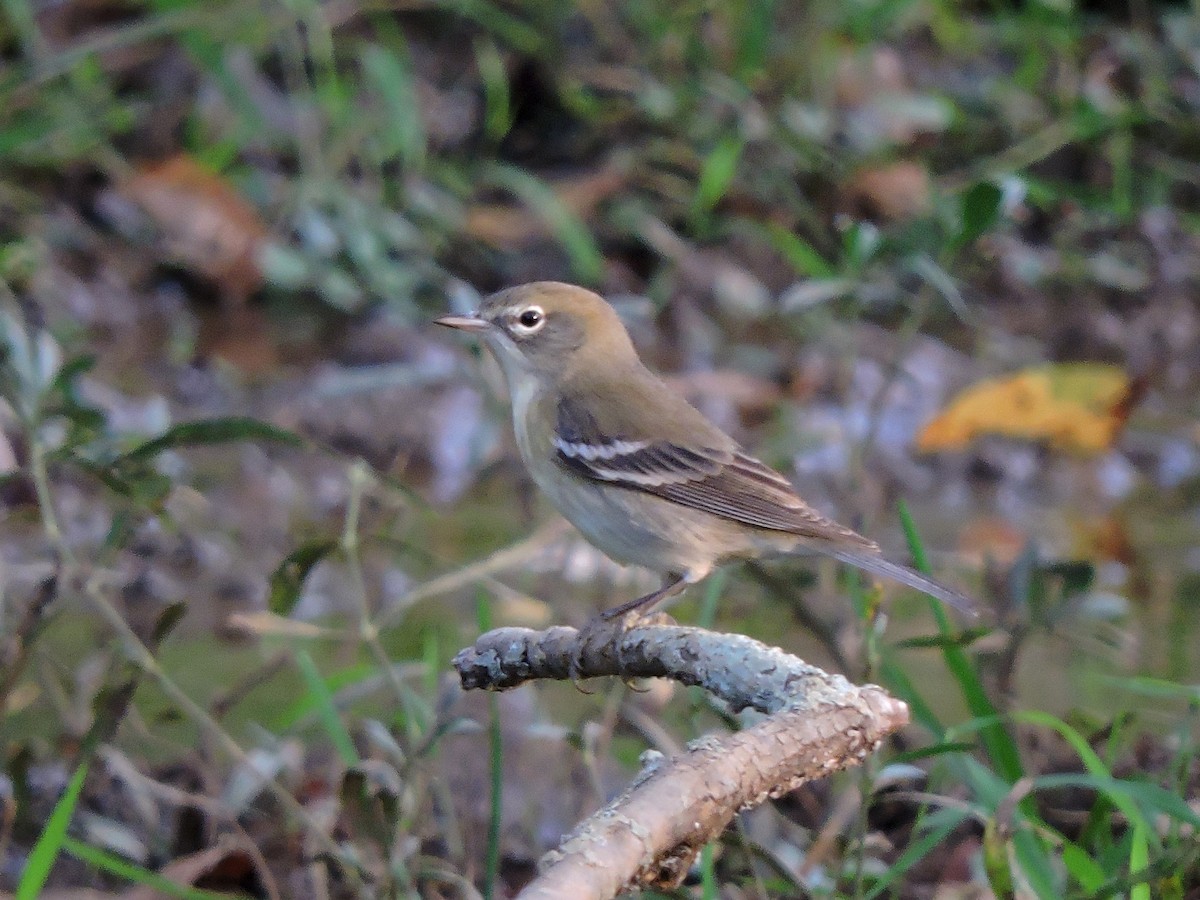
[826,547,978,617]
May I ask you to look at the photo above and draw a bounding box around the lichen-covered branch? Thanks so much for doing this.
[453,621,910,899]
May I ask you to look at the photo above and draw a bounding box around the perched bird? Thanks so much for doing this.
[437,282,975,620]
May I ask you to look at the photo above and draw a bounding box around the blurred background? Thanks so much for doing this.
[2,0,1199,896]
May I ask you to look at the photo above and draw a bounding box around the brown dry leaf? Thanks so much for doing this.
[124,844,263,899]
[464,167,625,246]
[846,161,932,221]
[918,363,1140,455]
[122,155,268,301]
[225,610,340,639]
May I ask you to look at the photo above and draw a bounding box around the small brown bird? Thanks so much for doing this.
[437,282,974,619]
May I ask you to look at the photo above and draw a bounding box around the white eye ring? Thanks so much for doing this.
[512,306,546,334]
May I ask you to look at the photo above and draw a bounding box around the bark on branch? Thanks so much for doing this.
[454,620,910,899]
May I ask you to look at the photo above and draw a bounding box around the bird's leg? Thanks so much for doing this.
[597,574,687,621]
[569,575,687,686]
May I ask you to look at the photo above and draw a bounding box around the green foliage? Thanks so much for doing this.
[3,0,1199,895]
[881,508,1200,899]
[61,838,241,900]
[16,761,88,899]
[269,539,339,615]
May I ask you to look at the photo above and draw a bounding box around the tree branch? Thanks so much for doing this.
[453,620,910,899]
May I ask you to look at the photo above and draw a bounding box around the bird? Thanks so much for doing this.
[436,282,975,622]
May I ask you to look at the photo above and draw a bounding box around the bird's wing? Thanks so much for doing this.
[553,393,878,547]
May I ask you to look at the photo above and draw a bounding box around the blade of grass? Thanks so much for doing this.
[760,221,836,277]
[120,417,301,462]
[61,837,243,900]
[16,760,88,899]
[1129,823,1150,900]
[481,163,604,283]
[474,37,512,143]
[897,500,1022,784]
[878,656,944,738]
[864,806,968,899]
[1034,773,1200,832]
[294,649,359,767]
[1061,837,1106,893]
[696,568,727,630]
[700,841,717,899]
[271,660,375,732]
[692,134,744,219]
[361,43,426,169]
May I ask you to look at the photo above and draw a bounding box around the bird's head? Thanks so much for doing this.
[436,282,639,386]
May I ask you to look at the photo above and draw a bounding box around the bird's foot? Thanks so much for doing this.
[568,607,671,690]
[567,612,628,691]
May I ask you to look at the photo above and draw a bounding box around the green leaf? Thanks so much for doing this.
[1091,675,1200,702]
[17,760,88,899]
[762,222,835,278]
[269,540,338,616]
[61,837,238,899]
[864,807,969,898]
[361,44,426,168]
[692,135,744,217]
[899,501,1023,784]
[1130,823,1151,900]
[481,163,604,283]
[1062,838,1106,892]
[1035,773,1200,831]
[891,627,990,650]
[151,601,187,647]
[295,649,359,767]
[474,38,512,142]
[890,741,980,764]
[120,417,301,463]
[953,181,1004,251]
[734,0,774,82]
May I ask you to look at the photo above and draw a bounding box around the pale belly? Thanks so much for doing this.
[509,379,765,578]
[529,446,764,579]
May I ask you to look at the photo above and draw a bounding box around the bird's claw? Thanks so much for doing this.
[568,609,650,688]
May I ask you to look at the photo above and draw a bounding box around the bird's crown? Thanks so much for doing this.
[476,282,638,376]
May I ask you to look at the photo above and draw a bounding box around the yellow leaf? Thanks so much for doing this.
[917,363,1140,455]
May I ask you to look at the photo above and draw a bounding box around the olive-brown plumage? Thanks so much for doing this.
[437,282,974,617]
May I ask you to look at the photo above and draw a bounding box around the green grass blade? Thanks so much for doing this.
[482,163,604,283]
[1129,823,1150,900]
[700,841,717,899]
[361,44,426,168]
[17,760,89,899]
[1011,828,1061,899]
[120,417,301,462]
[898,501,1023,783]
[295,649,359,766]
[1061,837,1106,892]
[864,806,968,899]
[762,222,836,277]
[692,135,744,218]
[1034,773,1200,831]
[878,656,944,738]
[62,837,243,899]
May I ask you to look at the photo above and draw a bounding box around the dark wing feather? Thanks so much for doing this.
[554,397,877,547]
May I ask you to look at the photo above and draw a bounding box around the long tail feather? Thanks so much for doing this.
[826,548,978,617]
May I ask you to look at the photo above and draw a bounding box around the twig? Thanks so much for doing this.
[454,622,909,898]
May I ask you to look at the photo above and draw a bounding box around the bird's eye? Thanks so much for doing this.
[514,307,545,331]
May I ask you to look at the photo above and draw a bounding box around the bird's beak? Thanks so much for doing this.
[435,314,490,333]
